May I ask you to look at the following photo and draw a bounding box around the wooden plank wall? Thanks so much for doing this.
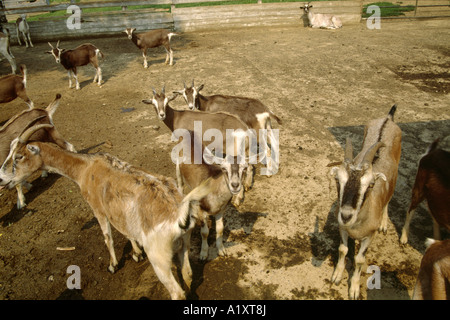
[1,1,363,43]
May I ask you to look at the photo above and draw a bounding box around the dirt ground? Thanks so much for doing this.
[0,18,449,301]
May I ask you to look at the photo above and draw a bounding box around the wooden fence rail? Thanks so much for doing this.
[0,0,448,43]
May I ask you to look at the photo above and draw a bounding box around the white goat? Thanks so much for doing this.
[16,14,33,48]
[0,31,17,74]
[300,3,342,29]
[0,124,213,300]
[329,105,402,299]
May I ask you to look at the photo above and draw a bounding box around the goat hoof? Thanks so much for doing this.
[107,265,117,274]
[132,253,144,262]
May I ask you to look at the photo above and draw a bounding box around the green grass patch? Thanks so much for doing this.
[362,2,415,18]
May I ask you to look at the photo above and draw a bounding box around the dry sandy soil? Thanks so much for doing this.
[0,18,449,301]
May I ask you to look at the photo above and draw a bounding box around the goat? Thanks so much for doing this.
[175,130,249,260]
[142,87,257,193]
[412,238,450,300]
[15,14,33,48]
[329,105,402,299]
[0,64,33,108]
[124,28,177,69]
[400,138,450,244]
[46,41,103,90]
[0,31,17,74]
[173,80,282,175]
[0,123,213,300]
[300,3,342,29]
[0,93,75,209]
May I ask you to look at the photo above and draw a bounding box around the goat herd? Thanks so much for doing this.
[0,12,449,301]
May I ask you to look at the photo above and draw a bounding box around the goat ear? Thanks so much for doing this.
[27,144,40,155]
[373,172,387,182]
[197,84,204,92]
[45,51,52,54]
[141,99,154,105]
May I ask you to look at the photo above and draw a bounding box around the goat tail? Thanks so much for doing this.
[177,177,212,231]
[95,48,104,59]
[45,93,62,119]
[168,32,177,41]
[426,138,440,155]
[269,111,282,125]
[388,104,397,121]
[19,64,27,86]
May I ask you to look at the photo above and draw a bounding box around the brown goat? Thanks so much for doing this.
[413,238,450,300]
[47,41,103,90]
[124,28,177,68]
[0,93,75,208]
[0,64,33,108]
[400,138,450,244]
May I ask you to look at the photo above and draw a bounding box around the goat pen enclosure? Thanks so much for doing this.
[0,0,449,303]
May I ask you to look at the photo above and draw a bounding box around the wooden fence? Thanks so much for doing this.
[0,0,449,43]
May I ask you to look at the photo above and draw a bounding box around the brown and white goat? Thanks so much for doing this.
[412,238,450,300]
[175,130,250,260]
[0,93,75,209]
[0,31,17,74]
[0,64,33,108]
[124,28,177,69]
[143,87,256,190]
[174,81,282,175]
[46,41,103,90]
[15,14,33,48]
[0,124,213,300]
[329,105,402,299]
[400,138,450,244]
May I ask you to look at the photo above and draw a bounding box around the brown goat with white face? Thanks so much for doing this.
[401,138,450,244]
[0,124,212,300]
[46,41,103,90]
[173,81,282,175]
[329,105,402,299]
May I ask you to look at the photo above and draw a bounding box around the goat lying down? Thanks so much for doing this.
[300,3,342,29]
[329,105,402,299]
[0,124,213,300]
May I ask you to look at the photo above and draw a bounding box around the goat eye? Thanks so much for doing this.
[15,155,23,161]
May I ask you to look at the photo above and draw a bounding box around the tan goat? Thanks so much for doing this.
[0,124,212,300]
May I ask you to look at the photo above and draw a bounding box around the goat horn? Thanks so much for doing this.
[362,142,385,165]
[48,42,54,49]
[162,86,165,94]
[192,79,194,87]
[19,123,53,145]
[152,87,157,96]
[344,137,353,163]
[183,81,187,89]
[56,40,60,48]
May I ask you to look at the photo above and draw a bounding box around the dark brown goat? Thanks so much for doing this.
[46,41,104,90]
[400,138,450,244]
[0,64,33,108]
